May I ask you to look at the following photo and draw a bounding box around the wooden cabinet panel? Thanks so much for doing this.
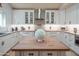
[26,51,38,56]
[15,51,38,56]
[14,51,67,56]
[40,51,57,56]
[39,51,66,56]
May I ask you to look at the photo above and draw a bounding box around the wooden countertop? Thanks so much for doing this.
[12,36,70,51]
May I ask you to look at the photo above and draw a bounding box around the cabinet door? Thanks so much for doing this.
[45,12,50,24]
[64,33,70,43]
[76,4,79,24]
[58,32,65,41]
[0,38,4,52]
[25,10,34,24]
[54,11,59,24]
[51,12,54,24]
[50,32,57,38]
[25,12,29,24]
[29,12,34,24]
[68,34,75,45]
[70,5,77,24]
[59,10,65,24]
[45,10,55,24]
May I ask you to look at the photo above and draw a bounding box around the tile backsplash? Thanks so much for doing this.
[8,24,35,32]
[8,24,79,34]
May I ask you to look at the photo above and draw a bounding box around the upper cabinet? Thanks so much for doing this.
[45,10,55,24]
[13,10,59,25]
[59,4,78,24]
[59,10,66,24]
[25,10,34,24]
[13,10,34,24]
[65,5,77,24]
[45,10,59,24]
[76,4,79,24]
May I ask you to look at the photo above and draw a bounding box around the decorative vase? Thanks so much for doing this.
[35,29,46,43]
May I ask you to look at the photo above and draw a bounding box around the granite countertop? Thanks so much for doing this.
[45,30,79,35]
[0,31,15,37]
[0,32,11,37]
[0,29,79,37]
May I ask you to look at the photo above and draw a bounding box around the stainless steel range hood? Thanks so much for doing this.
[37,8,43,20]
[35,9,44,26]
[38,9,41,19]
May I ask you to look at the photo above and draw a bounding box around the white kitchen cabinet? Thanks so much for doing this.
[57,32,75,47]
[13,10,25,24]
[65,7,70,24]
[46,32,59,40]
[57,32,79,55]
[70,5,77,24]
[65,4,77,24]
[59,10,66,24]
[63,33,75,47]
[0,38,4,52]
[13,10,34,24]
[0,33,19,55]
[45,10,59,24]
[59,4,78,24]
[68,34,75,45]
[57,32,65,41]
[54,11,60,24]
[19,32,34,38]
[25,10,34,24]
[76,4,79,24]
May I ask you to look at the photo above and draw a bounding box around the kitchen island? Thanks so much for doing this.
[11,36,73,56]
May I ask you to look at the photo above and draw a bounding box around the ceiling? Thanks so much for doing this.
[11,3,63,10]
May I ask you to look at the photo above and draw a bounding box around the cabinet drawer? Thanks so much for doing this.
[15,51,38,56]
[40,51,66,56]
[26,51,38,56]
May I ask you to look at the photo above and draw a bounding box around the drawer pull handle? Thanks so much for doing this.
[29,53,34,56]
[48,53,52,56]
[2,41,4,46]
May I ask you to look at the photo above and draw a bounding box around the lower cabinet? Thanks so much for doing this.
[13,51,69,56]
